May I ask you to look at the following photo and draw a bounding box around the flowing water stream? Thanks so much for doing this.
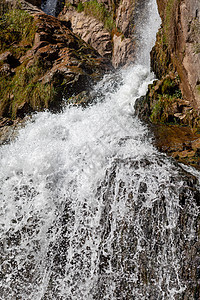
[41,0,58,16]
[0,0,200,299]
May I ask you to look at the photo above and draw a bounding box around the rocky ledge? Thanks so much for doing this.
[0,0,112,143]
[59,0,148,68]
[135,0,200,170]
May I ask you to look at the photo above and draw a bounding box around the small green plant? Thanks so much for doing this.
[78,0,116,32]
[0,58,57,118]
[0,8,36,57]
[77,2,84,13]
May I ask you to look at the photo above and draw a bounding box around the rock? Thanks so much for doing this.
[4,0,43,14]
[59,8,112,59]
[0,6,112,121]
[0,51,19,68]
[151,123,200,169]
[60,0,148,68]
[0,63,12,76]
[95,156,200,298]
[26,0,41,7]
[112,34,135,68]
[135,0,200,169]
[0,117,25,145]
[153,0,200,108]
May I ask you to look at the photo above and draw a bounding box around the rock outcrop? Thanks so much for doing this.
[135,0,200,169]
[60,0,148,68]
[0,2,111,122]
[59,7,112,59]
[137,0,200,126]
[155,0,200,108]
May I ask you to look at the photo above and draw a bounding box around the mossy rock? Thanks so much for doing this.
[0,7,112,120]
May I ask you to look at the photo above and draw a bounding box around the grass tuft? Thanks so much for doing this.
[0,8,36,58]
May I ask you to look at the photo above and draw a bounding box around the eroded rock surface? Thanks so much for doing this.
[151,0,200,113]
[59,7,112,59]
[60,0,148,68]
[0,3,111,120]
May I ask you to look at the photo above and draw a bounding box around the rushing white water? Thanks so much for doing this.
[41,0,58,16]
[0,1,200,299]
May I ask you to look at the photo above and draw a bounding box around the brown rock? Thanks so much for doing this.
[0,63,12,76]
[26,0,41,8]
[112,34,135,68]
[0,9,112,120]
[59,8,112,59]
[154,0,200,108]
[60,1,148,68]
[152,123,200,169]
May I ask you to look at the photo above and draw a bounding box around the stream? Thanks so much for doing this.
[0,0,200,299]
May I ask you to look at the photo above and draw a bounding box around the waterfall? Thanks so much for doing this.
[0,0,199,299]
[41,0,58,16]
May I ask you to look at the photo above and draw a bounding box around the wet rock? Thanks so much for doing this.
[0,117,26,145]
[94,156,200,299]
[138,182,147,193]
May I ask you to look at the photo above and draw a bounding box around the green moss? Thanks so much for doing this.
[0,8,36,58]
[150,94,178,124]
[149,75,182,124]
[77,2,84,13]
[0,8,52,118]
[161,77,182,97]
[0,0,11,15]
[0,59,57,118]
[77,0,116,32]
[162,0,181,47]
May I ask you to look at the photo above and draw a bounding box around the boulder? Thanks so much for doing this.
[0,7,112,121]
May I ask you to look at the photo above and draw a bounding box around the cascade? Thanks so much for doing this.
[0,0,200,299]
[41,0,58,16]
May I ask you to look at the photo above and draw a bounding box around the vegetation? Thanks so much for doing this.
[0,0,11,15]
[77,2,84,13]
[0,7,56,118]
[0,58,57,118]
[163,0,181,46]
[76,0,115,32]
[150,95,178,123]
[150,77,183,124]
[0,8,36,58]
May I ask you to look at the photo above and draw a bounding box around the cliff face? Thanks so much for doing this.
[145,0,200,126]
[156,0,200,108]
[59,0,148,68]
[135,0,200,169]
